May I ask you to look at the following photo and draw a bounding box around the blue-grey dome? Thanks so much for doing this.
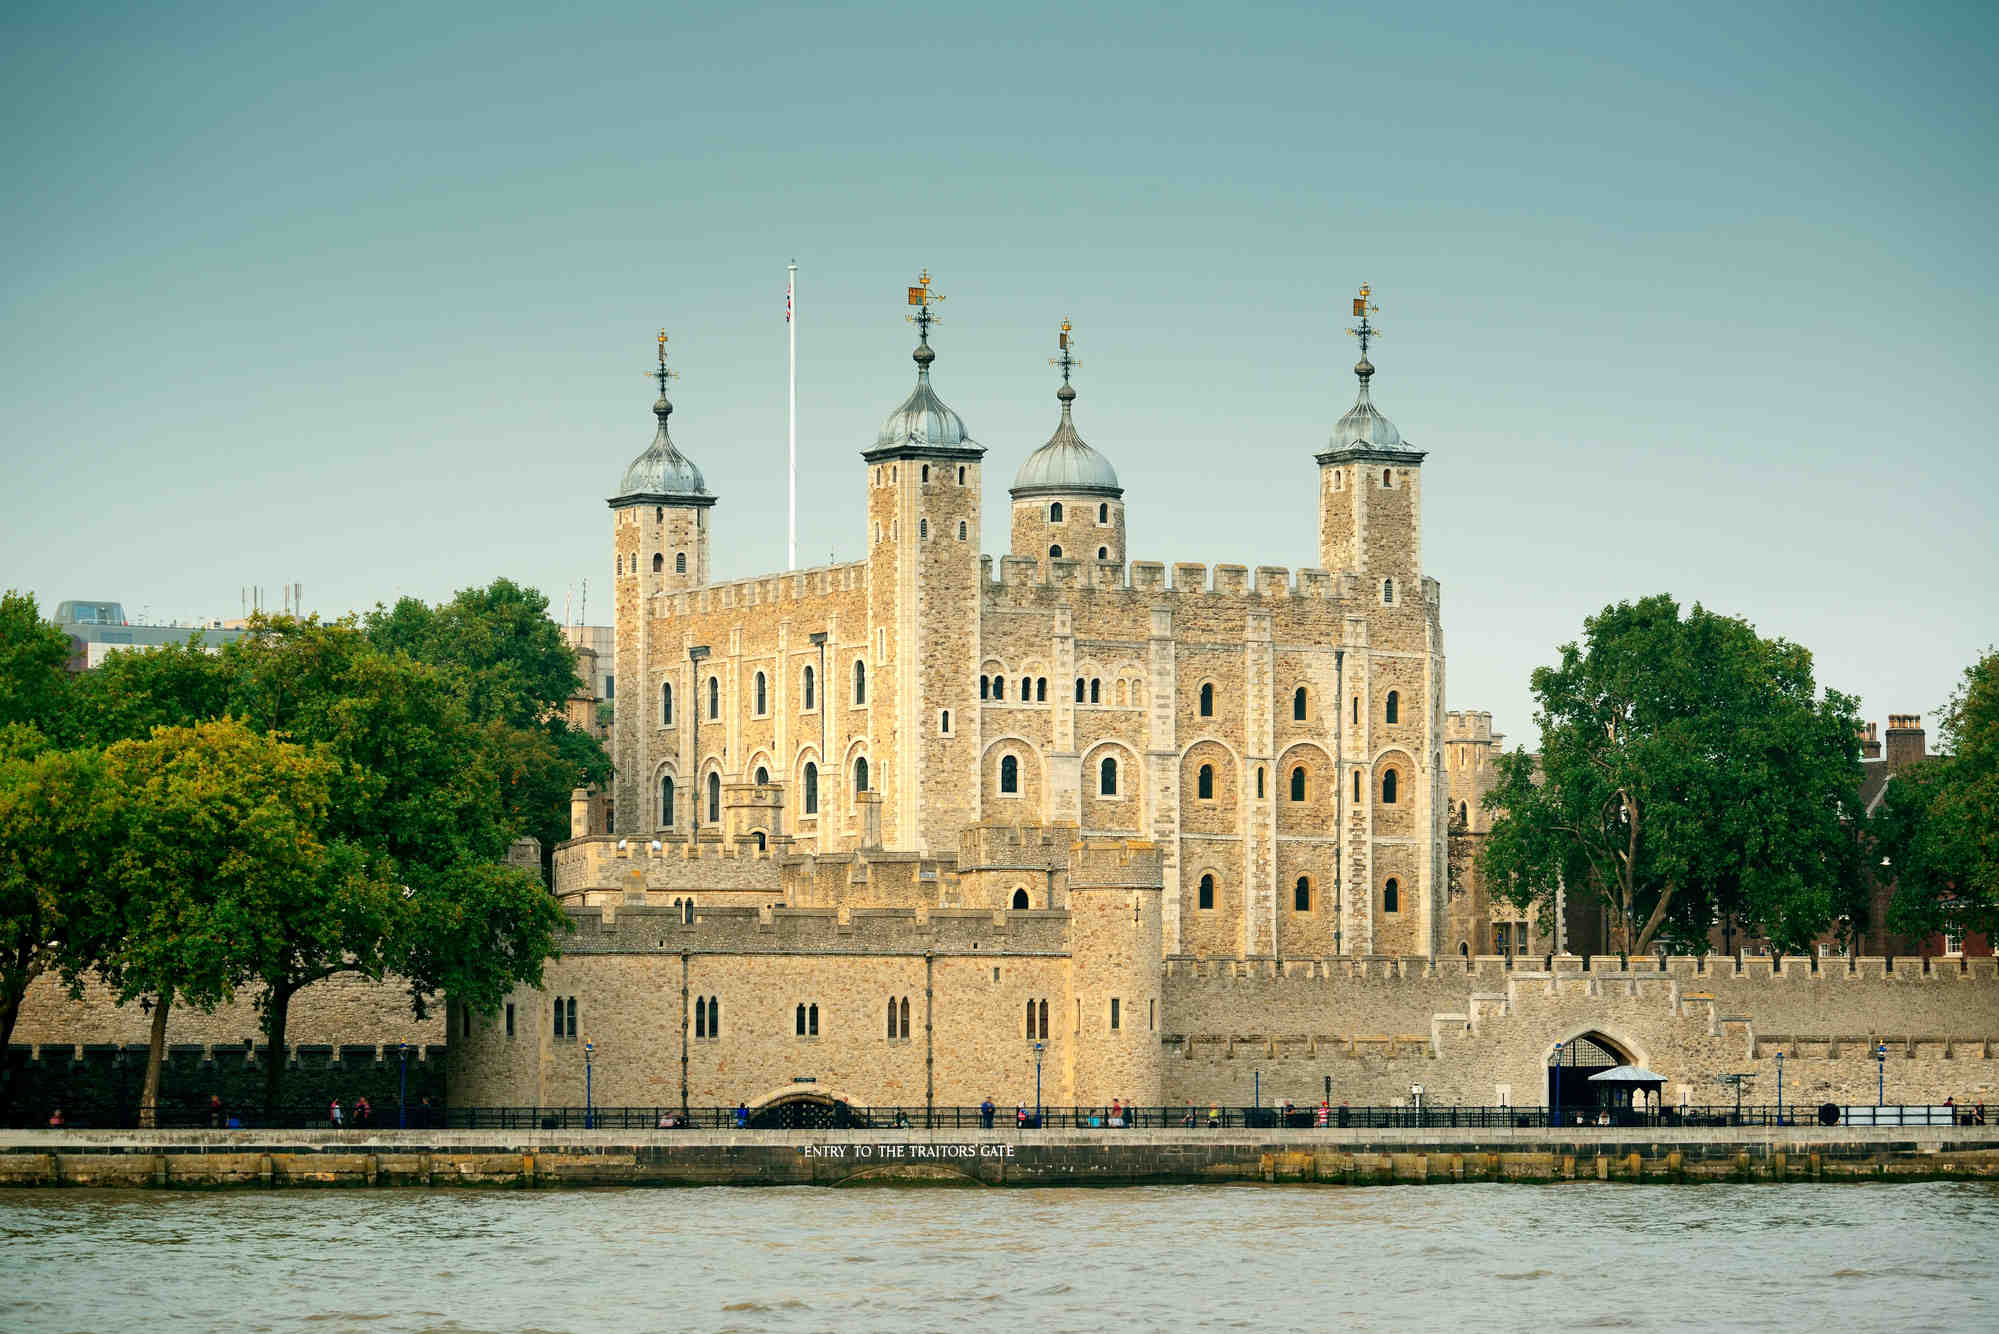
[1010,384,1122,498]
[1325,358,1410,453]
[873,342,974,450]
[612,395,712,504]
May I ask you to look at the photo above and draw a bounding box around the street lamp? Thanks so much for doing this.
[398,1042,408,1130]
[1550,1039,1577,1128]
[1876,1043,1887,1107]
[1032,1041,1044,1126]
[1774,1051,1784,1126]
[584,1040,595,1129]
[1411,1083,1425,1126]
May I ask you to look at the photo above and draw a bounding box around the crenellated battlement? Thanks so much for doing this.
[981,553,1361,602]
[650,559,867,619]
[1161,953,1999,984]
[559,902,1074,956]
[1444,710,1495,742]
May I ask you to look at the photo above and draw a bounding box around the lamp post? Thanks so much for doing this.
[398,1042,408,1130]
[1876,1043,1887,1107]
[1550,1040,1576,1128]
[584,1040,595,1129]
[1033,1041,1044,1126]
[1775,1051,1784,1126]
[1410,1083,1424,1127]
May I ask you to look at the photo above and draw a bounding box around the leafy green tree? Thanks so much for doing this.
[0,591,74,733]
[0,730,118,1110]
[364,579,610,859]
[95,719,343,1126]
[1481,595,1866,954]
[1878,651,1999,944]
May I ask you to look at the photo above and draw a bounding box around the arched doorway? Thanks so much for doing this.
[1548,1032,1633,1124]
[747,1094,872,1130]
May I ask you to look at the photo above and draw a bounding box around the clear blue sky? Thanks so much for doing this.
[4,1,1994,745]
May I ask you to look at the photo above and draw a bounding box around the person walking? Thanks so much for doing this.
[208,1094,224,1129]
[1016,1103,1028,1129]
[47,1107,64,1129]
[354,1096,372,1129]
[734,1102,749,1129]
[329,1098,344,1129]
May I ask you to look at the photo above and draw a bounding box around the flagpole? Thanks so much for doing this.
[787,260,798,571]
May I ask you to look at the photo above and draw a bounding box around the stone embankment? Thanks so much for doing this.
[3,1126,1997,1188]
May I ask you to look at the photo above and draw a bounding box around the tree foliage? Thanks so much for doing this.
[1481,595,1866,953]
[1877,651,1999,943]
[0,591,74,732]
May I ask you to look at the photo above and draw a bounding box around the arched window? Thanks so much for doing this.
[753,830,766,851]
[992,675,1004,701]
[1386,691,1399,724]
[887,997,899,1039]
[1000,755,1019,794]
[1293,687,1307,720]
[1099,755,1118,795]
[696,996,706,1038]
[796,1004,807,1036]
[1098,546,1108,560]
[1098,502,1108,523]
[1036,678,1047,701]
[980,675,989,699]
[1382,770,1398,804]
[1199,683,1214,717]
[652,552,663,573]
[1115,681,1127,705]
[1294,876,1311,912]
[661,681,673,725]
[803,665,815,710]
[1383,878,1399,913]
[675,552,686,573]
[707,771,721,822]
[921,464,929,482]
[899,997,910,1038]
[1090,678,1101,704]
[1290,767,1306,802]
[1198,874,1215,910]
[660,775,675,827]
[1353,696,1359,724]
[1025,998,1036,1039]
[853,660,866,705]
[1197,764,1214,799]
[939,709,950,734]
[708,677,719,719]
[1019,676,1030,700]
[919,518,927,539]
[1050,502,1063,522]
[1075,677,1086,702]
[1012,888,1029,910]
[957,465,966,484]
[854,757,869,793]
[803,762,818,815]
[1353,770,1361,802]
[958,521,966,540]
[707,996,718,1037]
[1382,577,1395,605]
[754,671,767,715]
[754,765,769,786]
[1256,767,1265,798]
[809,1003,819,1036]
[1049,544,1062,558]
[1038,999,1048,1039]
[1382,468,1392,486]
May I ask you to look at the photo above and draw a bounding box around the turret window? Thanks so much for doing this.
[652,553,663,572]
[1198,874,1215,910]
[1000,755,1019,794]
[1098,546,1108,559]
[957,466,966,484]
[939,709,951,735]
[1099,756,1118,795]
[1353,770,1362,801]
[802,665,815,711]
[707,772,721,822]
[921,465,930,482]
[853,660,866,705]
[1385,691,1399,724]
[1097,503,1108,523]
[1019,676,1030,700]
[992,675,1005,701]
[1049,544,1062,558]
[660,775,674,827]
[1383,879,1400,913]
[796,1003,819,1037]
[1381,770,1398,804]
[958,521,967,540]
[1050,502,1063,522]
[1197,764,1214,800]
[1382,468,1393,487]
[1382,577,1395,605]
[1089,678,1101,703]
[1036,677,1047,701]
[803,762,818,815]
[1199,683,1214,717]
[708,677,719,719]
[1293,686,1308,720]
[675,552,686,573]
[1294,876,1311,912]
[754,765,769,786]
[753,671,768,715]
[1290,767,1307,802]
[854,757,869,793]
[1012,888,1029,910]
[980,675,990,699]
[661,681,673,725]
[919,518,928,539]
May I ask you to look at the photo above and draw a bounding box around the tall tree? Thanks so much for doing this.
[95,719,342,1126]
[0,730,117,1111]
[0,591,74,732]
[1877,651,1999,944]
[1481,595,1866,953]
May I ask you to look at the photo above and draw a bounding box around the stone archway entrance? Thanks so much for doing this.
[1547,1032,1633,1124]
[747,1092,872,1130]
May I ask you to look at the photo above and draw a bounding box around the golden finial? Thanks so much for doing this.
[1050,317,1081,386]
[647,328,679,394]
[905,269,944,339]
[1346,283,1381,360]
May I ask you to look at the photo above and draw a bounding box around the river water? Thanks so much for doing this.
[3,1183,1995,1333]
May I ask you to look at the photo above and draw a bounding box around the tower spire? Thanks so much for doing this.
[650,327,680,415]
[905,268,944,374]
[1050,317,1081,416]
[1345,283,1382,384]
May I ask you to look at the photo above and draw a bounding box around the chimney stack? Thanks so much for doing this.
[1857,721,1881,761]
[1884,714,1925,771]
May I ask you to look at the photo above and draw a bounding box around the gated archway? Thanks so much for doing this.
[747,1092,872,1130]
[1547,1032,1634,1123]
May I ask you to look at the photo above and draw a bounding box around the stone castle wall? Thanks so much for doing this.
[13,971,443,1054]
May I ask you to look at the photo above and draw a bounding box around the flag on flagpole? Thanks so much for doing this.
[787,278,793,323]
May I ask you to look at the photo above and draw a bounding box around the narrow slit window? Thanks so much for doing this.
[803,762,818,815]
[1386,691,1399,724]
[1294,876,1311,911]
[1197,764,1214,799]
[1198,874,1215,910]
[1293,687,1307,720]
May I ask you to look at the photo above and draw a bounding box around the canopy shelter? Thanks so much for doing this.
[1589,1065,1669,1115]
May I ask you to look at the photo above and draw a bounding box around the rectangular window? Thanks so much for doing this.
[505,1003,515,1038]
[1110,998,1121,1031]
[605,675,615,700]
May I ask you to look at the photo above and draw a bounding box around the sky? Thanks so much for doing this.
[4,1,1994,746]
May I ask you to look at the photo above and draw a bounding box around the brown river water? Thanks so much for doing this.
[3,1182,1995,1333]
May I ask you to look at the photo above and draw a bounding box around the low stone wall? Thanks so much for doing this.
[3,1126,1995,1188]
